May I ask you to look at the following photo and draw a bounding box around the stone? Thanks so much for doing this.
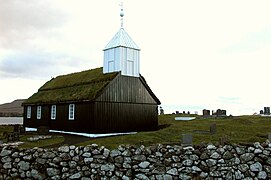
[189,154,199,161]
[254,149,263,154]
[234,170,243,179]
[0,149,12,156]
[210,123,217,134]
[42,151,56,159]
[84,158,93,164]
[69,161,77,169]
[18,161,30,171]
[110,150,121,157]
[206,159,217,167]
[58,146,70,153]
[1,156,11,163]
[166,168,178,176]
[135,173,149,180]
[139,161,150,169]
[210,171,222,177]
[182,159,193,166]
[238,164,249,172]
[240,153,254,163]
[69,172,82,179]
[103,148,110,158]
[210,152,221,159]
[192,166,201,172]
[115,156,124,164]
[47,168,60,177]
[257,171,267,179]
[250,162,262,172]
[207,144,216,150]
[179,173,191,180]
[101,164,115,171]
[200,152,209,160]
[236,147,246,155]
[3,162,12,169]
[31,169,44,179]
[81,152,91,157]
[133,155,146,161]
[182,134,193,146]
[223,151,233,160]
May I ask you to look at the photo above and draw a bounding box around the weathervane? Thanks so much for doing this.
[120,1,124,28]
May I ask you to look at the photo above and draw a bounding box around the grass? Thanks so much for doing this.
[77,114,271,149]
[0,126,65,149]
[1,115,271,149]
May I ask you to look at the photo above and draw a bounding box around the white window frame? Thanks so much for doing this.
[51,105,56,120]
[68,104,75,120]
[27,106,31,119]
[37,106,42,120]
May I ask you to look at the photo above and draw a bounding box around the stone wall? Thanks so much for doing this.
[1,141,271,179]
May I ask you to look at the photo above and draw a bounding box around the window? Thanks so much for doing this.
[27,106,31,118]
[68,104,75,120]
[37,106,42,119]
[51,105,56,120]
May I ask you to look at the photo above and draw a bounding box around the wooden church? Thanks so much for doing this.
[22,6,160,133]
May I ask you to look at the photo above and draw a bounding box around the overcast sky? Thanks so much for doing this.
[1,0,271,115]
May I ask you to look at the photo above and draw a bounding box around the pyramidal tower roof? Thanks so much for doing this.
[104,2,140,51]
[103,28,140,50]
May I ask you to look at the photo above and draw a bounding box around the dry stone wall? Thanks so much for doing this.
[1,141,271,179]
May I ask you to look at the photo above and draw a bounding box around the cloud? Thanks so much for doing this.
[0,51,86,79]
[0,0,66,49]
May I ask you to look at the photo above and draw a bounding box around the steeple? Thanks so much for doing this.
[103,2,140,77]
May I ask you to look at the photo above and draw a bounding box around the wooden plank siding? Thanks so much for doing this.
[93,102,158,133]
[96,75,157,104]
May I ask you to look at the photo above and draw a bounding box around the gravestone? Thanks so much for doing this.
[13,125,20,133]
[13,132,20,141]
[182,134,193,146]
[7,133,14,142]
[210,123,217,135]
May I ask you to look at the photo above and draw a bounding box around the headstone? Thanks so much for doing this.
[20,126,26,134]
[268,133,271,141]
[13,125,20,133]
[219,136,229,146]
[210,123,217,135]
[13,132,20,141]
[182,134,193,146]
[7,133,14,142]
[159,107,164,115]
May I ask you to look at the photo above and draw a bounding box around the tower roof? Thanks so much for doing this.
[103,28,140,51]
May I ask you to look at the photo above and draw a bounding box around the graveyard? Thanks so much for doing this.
[0,114,271,149]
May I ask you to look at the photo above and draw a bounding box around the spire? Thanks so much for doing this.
[120,2,124,28]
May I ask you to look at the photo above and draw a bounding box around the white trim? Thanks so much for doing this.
[51,105,56,120]
[27,106,31,119]
[68,104,75,120]
[37,106,42,120]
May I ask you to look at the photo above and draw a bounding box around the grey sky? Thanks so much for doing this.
[1,0,271,115]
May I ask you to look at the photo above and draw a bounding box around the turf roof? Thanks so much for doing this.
[23,67,119,105]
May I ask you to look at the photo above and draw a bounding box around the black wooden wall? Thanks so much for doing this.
[23,75,159,133]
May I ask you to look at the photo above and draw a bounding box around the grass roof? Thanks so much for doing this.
[23,67,119,105]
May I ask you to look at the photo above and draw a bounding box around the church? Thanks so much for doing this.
[22,6,160,134]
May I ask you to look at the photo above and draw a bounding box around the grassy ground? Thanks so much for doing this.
[0,115,271,149]
[77,114,271,149]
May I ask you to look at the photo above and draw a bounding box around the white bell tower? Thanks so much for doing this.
[103,2,140,77]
